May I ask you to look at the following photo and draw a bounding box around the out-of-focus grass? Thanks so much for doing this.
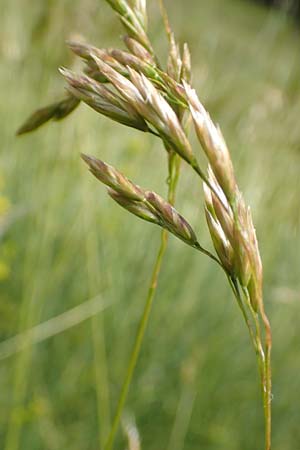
[0,0,299,449]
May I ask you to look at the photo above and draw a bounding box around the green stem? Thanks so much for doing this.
[230,278,257,354]
[229,280,271,450]
[264,341,272,450]
[242,288,272,450]
[193,241,223,267]
[104,154,180,450]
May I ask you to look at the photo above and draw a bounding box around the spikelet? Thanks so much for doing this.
[16,96,80,135]
[82,155,198,248]
[184,81,237,201]
[145,191,198,246]
[60,67,149,132]
[181,43,192,83]
[127,69,195,164]
[108,189,160,225]
[109,49,159,81]
[81,154,144,201]
[205,208,235,274]
[123,36,155,65]
[104,0,153,55]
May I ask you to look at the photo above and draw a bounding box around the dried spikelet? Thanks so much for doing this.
[81,154,144,201]
[145,191,198,246]
[184,81,237,200]
[16,96,80,135]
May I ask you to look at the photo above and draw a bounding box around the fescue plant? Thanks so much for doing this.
[18,1,272,449]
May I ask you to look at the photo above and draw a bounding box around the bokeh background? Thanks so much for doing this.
[1,0,300,449]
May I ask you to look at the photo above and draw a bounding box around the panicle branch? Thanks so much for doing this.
[81,154,199,248]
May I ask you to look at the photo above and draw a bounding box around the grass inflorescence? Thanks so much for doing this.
[17,1,274,449]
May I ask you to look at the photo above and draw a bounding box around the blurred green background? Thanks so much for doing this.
[1,0,300,449]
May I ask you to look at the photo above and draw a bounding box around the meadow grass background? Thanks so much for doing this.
[1,0,300,449]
